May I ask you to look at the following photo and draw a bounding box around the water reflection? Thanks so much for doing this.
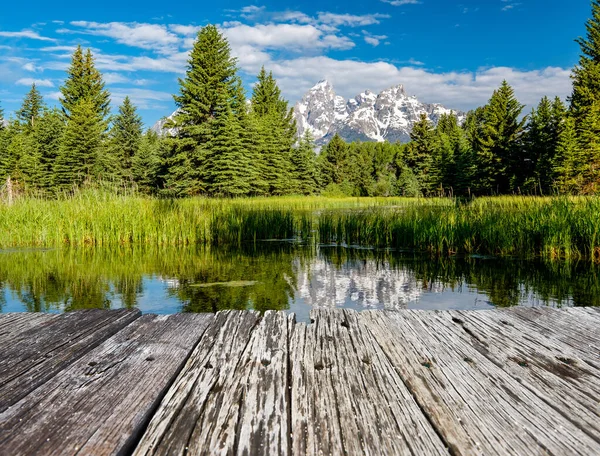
[0,244,598,321]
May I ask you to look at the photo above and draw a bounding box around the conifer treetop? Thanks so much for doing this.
[173,25,238,130]
[59,45,110,121]
[16,83,45,128]
[577,0,600,63]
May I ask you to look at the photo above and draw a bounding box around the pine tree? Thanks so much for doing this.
[576,99,600,193]
[33,108,65,190]
[203,90,253,196]
[60,46,110,121]
[406,114,435,193]
[477,81,526,194]
[290,130,319,195]
[553,116,586,193]
[319,133,349,186]
[16,84,44,129]
[570,1,600,127]
[0,120,20,181]
[164,25,238,195]
[133,131,161,194]
[250,67,296,195]
[109,96,143,181]
[524,96,567,193]
[54,98,104,190]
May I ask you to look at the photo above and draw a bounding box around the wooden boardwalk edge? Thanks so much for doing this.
[0,307,598,455]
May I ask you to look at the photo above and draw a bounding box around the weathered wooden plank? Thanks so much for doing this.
[563,306,600,324]
[504,307,599,359]
[0,313,211,456]
[231,311,290,456]
[0,312,57,344]
[290,309,449,456]
[0,309,140,412]
[439,309,600,443]
[360,310,600,455]
[133,310,262,456]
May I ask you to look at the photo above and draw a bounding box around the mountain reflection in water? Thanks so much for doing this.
[0,244,598,322]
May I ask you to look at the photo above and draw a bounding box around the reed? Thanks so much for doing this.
[0,191,598,260]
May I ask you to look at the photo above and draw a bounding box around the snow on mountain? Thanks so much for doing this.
[150,109,180,136]
[151,80,465,146]
[294,80,465,146]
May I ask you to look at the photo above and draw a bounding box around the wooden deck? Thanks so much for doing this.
[0,307,598,455]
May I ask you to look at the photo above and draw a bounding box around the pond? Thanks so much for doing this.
[0,243,598,322]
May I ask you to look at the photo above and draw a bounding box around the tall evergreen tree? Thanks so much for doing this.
[576,99,600,193]
[525,97,567,193]
[204,90,253,196]
[553,116,586,193]
[109,96,143,180]
[290,130,319,195]
[250,67,297,195]
[60,46,110,121]
[16,84,44,129]
[477,81,526,194]
[33,108,65,190]
[163,25,238,195]
[319,133,349,187]
[133,131,161,194]
[570,0,600,127]
[406,113,435,193]
[54,98,104,190]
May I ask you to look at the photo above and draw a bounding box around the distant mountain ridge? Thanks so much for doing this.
[294,80,465,146]
[150,80,465,146]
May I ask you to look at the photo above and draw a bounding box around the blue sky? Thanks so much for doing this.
[0,0,592,128]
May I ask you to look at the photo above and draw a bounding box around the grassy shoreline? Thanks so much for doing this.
[0,193,598,261]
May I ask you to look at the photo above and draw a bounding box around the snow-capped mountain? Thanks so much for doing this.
[150,109,180,136]
[295,80,465,145]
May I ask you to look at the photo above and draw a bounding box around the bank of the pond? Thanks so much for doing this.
[0,194,599,260]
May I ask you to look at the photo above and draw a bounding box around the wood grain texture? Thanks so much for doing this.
[441,309,600,443]
[290,309,449,456]
[133,310,262,456]
[0,308,140,412]
[505,307,600,359]
[359,309,600,455]
[0,313,211,456]
[0,312,57,344]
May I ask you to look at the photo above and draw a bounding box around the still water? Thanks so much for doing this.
[1,243,598,322]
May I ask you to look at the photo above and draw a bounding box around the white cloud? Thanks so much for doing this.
[68,21,180,54]
[39,45,79,53]
[0,30,55,41]
[246,55,571,110]
[111,88,173,111]
[103,72,130,84]
[381,0,421,5]
[169,24,201,36]
[22,62,37,72]
[364,36,381,46]
[363,31,388,47]
[16,78,54,87]
[316,13,390,27]
[223,23,353,51]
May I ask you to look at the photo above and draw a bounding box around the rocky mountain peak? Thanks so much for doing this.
[294,81,464,146]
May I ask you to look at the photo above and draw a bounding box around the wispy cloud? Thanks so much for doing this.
[501,0,521,11]
[66,21,180,54]
[0,30,55,41]
[16,78,54,87]
[380,0,421,6]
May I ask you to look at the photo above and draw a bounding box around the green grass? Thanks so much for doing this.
[0,191,599,261]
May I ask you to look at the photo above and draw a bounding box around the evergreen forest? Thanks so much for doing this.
[1,2,600,198]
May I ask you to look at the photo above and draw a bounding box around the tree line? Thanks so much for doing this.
[0,1,599,197]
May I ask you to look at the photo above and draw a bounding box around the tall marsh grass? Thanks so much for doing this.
[0,191,598,260]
